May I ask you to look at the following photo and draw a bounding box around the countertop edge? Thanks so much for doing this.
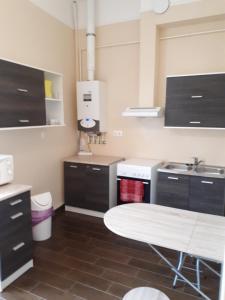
[0,184,32,202]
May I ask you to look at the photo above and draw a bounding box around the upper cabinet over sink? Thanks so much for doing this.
[164,73,225,129]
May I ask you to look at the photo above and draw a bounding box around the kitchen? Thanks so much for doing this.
[0,0,225,299]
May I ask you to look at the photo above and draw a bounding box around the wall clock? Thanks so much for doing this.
[152,0,170,14]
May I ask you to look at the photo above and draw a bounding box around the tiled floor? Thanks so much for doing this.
[0,210,220,300]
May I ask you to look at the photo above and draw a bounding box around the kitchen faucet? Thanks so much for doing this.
[192,157,204,167]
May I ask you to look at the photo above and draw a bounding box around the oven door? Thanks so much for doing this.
[117,176,151,205]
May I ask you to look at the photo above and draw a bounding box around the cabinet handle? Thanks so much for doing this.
[142,181,149,185]
[92,168,101,171]
[189,121,201,124]
[17,88,28,93]
[19,119,30,123]
[10,199,23,206]
[201,180,214,185]
[70,165,78,168]
[168,176,179,180]
[10,212,23,220]
[117,178,121,181]
[191,95,203,99]
[13,242,25,251]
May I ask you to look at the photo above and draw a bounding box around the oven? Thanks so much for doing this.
[117,176,151,205]
[116,158,162,206]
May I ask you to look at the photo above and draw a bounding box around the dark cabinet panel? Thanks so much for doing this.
[189,176,225,216]
[156,172,189,210]
[64,162,86,208]
[0,191,33,281]
[1,229,32,280]
[85,165,109,212]
[64,162,110,213]
[165,74,225,128]
[0,59,46,128]
[156,171,225,215]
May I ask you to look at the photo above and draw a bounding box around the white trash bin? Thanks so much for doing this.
[31,192,53,241]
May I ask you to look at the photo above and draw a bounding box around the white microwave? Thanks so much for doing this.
[0,155,14,185]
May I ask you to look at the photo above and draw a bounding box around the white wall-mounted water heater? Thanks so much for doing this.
[77,80,106,133]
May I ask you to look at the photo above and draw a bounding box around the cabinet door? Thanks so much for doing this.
[0,59,46,127]
[64,162,86,207]
[165,74,225,128]
[0,228,33,280]
[84,165,109,212]
[189,176,225,215]
[156,172,189,210]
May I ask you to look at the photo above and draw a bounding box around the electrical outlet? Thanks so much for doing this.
[113,130,123,137]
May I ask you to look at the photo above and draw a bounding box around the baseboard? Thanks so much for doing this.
[0,260,33,292]
[65,205,104,218]
[54,204,65,216]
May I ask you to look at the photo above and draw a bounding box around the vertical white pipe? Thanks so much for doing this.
[87,0,95,81]
[72,1,81,81]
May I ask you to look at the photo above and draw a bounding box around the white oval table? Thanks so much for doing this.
[104,203,225,300]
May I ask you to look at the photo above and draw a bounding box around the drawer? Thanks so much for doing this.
[189,176,225,215]
[0,59,45,98]
[0,94,46,127]
[0,192,31,231]
[156,172,189,210]
[165,105,225,128]
[85,164,109,175]
[0,229,32,280]
[166,74,225,99]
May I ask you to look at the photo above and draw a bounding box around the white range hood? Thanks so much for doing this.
[122,107,163,118]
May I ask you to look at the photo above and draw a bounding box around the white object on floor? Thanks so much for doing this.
[31,192,52,241]
[123,287,170,300]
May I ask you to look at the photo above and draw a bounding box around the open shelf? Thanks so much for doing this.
[44,71,64,126]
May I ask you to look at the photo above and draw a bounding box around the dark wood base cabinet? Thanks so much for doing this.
[64,161,117,214]
[0,190,33,291]
[156,172,225,216]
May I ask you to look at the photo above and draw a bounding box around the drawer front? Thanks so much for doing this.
[0,192,31,231]
[85,164,109,176]
[0,59,45,98]
[1,229,32,280]
[156,172,189,210]
[166,74,225,99]
[189,176,225,215]
[0,94,46,127]
[64,162,86,207]
[165,106,225,128]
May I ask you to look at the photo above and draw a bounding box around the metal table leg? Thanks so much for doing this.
[173,251,186,288]
[149,244,212,300]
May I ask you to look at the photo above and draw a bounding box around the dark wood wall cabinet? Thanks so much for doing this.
[156,171,225,216]
[64,158,120,216]
[0,58,64,129]
[0,187,33,291]
[0,59,46,128]
[165,73,225,128]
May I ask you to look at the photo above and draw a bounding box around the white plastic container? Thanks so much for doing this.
[31,192,52,241]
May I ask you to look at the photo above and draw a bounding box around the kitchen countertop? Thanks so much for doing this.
[0,184,32,202]
[64,155,124,166]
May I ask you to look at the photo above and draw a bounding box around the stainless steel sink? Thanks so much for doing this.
[159,162,225,178]
[163,163,192,172]
[195,166,225,175]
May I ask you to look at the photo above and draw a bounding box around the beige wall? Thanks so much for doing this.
[80,1,225,166]
[0,0,77,208]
